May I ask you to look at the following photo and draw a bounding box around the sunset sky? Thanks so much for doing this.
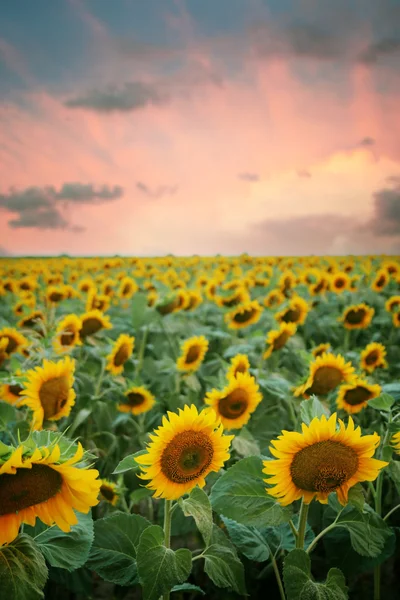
[1,0,400,256]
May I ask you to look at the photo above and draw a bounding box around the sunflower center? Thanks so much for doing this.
[80,317,103,338]
[160,430,214,483]
[345,309,366,325]
[60,327,76,346]
[185,345,201,364]
[290,440,358,493]
[49,292,63,302]
[307,366,344,396]
[335,278,345,288]
[114,343,130,367]
[39,376,70,420]
[125,392,145,407]
[365,351,378,365]
[9,384,23,397]
[281,308,300,323]
[218,389,249,419]
[273,331,290,351]
[234,308,256,324]
[2,336,17,354]
[344,386,373,406]
[376,276,385,288]
[100,484,116,502]
[0,464,62,515]
[234,363,247,376]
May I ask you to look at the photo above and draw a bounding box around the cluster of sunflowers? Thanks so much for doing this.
[0,254,400,600]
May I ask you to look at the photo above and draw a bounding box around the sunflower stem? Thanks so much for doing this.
[163,499,173,600]
[296,500,309,549]
[94,359,106,398]
[135,326,148,380]
[288,519,298,539]
[306,518,340,554]
[271,554,286,600]
[373,424,390,600]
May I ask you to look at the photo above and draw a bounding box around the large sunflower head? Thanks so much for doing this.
[225,300,263,330]
[312,343,331,358]
[119,386,156,415]
[106,334,135,375]
[294,352,356,398]
[176,336,209,372]
[263,413,387,506]
[263,322,297,359]
[276,296,309,326]
[336,378,381,414]
[54,314,82,353]
[226,354,250,379]
[341,303,375,330]
[0,440,100,546]
[79,310,112,340]
[99,479,120,506]
[360,342,388,373]
[0,327,29,357]
[135,404,233,500]
[19,357,76,430]
[205,372,262,430]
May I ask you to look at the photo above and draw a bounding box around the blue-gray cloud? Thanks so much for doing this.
[136,181,178,198]
[238,172,259,182]
[65,82,168,113]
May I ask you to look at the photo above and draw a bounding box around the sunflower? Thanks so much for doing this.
[135,404,233,500]
[310,276,329,296]
[385,296,400,313]
[215,287,250,308]
[341,303,375,330]
[205,372,262,430]
[118,276,138,300]
[106,334,135,375]
[225,300,263,330]
[263,322,297,359]
[46,285,66,304]
[86,291,111,312]
[18,310,45,332]
[0,441,100,547]
[276,296,309,326]
[119,386,156,415]
[294,353,356,398]
[54,315,82,353]
[0,327,29,356]
[360,342,388,373]
[19,357,76,430]
[156,292,185,315]
[226,354,250,379]
[263,413,387,506]
[0,371,24,405]
[336,378,381,415]
[392,312,400,328]
[99,479,119,505]
[330,272,350,293]
[371,269,388,292]
[184,290,203,311]
[391,432,400,455]
[79,310,112,340]
[176,336,209,373]
[264,289,285,309]
[147,290,158,307]
[312,343,331,358]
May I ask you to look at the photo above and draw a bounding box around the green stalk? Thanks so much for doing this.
[94,359,106,397]
[271,555,286,600]
[373,424,391,600]
[135,326,148,379]
[163,499,173,600]
[296,500,309,549]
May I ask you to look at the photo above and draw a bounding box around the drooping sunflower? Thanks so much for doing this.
[371,269,388,292]
[391,432,400,455]
[360,342,388,373]
[119,386,156,415]
[0,441,100,547]
[276,296,309,326]
[135,404,233,500]
[79,310,112,340]
[263,413,387,506]
[225,300,263,330]
[205,372,262,430]
[263,322,297,359]
[385,296,400,313]
[99,479,120,506]
[294,353,356,398]
[312,343,331,358]
[19,357,76,430]
[176,336,209,372]
[156,292,185,315]
[18,310,45,332]
[54,314,82,353]
[0,327,29,357]
[336,379,381,414]
[340,303,375,330]
[106,334,135,375]
[226,354,250,379]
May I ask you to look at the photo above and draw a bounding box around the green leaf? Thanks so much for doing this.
[171,583,205,595]
[368,393,394,411]
[132,293,151,328]
[113,450,146,474]
[203,526,246,595]
[87,512,151,586]
[0,534,48,600]
[210,456,291,527]
[347,484,365,512]
[231,427,260,457]
[381,383,400,401]
[388,460,400,495]
[130,487,153,505]
[221,517,270,562]
[26,512,93,571]
[283,549,348,600]
[179,487,213,545]
[0,401,16,428]
[335,505,392,557]
[300,395,330,425]
[137,525,192,600]
[68,408,92,437]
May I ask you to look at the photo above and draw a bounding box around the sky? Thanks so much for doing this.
[0,0,400,257]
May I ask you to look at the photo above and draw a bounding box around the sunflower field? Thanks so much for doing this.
[1,255,400,600]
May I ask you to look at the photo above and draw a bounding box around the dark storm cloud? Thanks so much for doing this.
[359,137,375,146]
[65,81,168,113]
[136,182,178,198]
[0,183,124,230]
[359,38,400,64]
[238,172,259,182]
[370,183,400,235]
